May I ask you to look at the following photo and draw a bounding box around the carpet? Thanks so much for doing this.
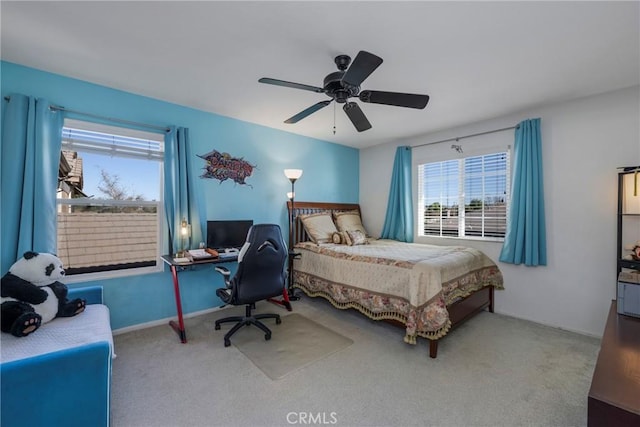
[229,313,354,380]
[111,298,600,426]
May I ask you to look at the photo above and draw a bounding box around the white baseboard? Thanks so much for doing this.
[112,305,231,336]
[493,309,601,339]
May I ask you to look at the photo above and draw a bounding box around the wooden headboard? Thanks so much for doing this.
[286,201,361,246]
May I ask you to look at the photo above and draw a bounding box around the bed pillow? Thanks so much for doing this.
[333,210,368,236]
[332,231,352,245]
[346,229,369,246]
[300,212,338,244]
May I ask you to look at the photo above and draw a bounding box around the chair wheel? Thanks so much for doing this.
[224,339,231,347]
[265,333,271,341]
[215,323,221,330]
[276,317,282,325]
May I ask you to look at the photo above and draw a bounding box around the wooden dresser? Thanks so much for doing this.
[588,301,640,426]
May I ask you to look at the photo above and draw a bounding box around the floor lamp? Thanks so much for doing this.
[284,169,303,299]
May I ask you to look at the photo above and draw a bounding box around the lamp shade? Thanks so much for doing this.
[284,169,303,180]
[623,172,640,214]
[287,192,295,199]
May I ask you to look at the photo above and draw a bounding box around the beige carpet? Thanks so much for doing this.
[111,298,600,426]
[227,313,354,380]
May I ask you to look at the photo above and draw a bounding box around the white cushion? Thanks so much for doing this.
[0,304,114,363]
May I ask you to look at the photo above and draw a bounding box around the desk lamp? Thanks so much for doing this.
[179,217,191,256]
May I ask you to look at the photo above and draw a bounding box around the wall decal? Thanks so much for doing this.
[198,150,256,187]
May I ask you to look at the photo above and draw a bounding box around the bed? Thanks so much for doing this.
[288,201,504,358]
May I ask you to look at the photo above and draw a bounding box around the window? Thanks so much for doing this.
[57,119,164,277]
[418,151,510,240]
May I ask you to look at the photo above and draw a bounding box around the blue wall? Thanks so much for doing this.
[0,61,359,330]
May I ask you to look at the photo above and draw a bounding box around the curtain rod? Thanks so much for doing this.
[4,95,170,133]
[411,125,518,149]
[618,166,640,172]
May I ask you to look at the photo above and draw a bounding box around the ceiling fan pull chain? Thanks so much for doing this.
[333,101,336,135]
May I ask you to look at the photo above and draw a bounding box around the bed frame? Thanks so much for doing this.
[287,201,494,358]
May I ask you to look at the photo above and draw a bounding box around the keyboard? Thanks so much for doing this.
[218,252,237,259]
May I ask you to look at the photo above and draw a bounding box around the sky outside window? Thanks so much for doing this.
[80,151,160,201]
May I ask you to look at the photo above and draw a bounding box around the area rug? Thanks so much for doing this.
[230,313,353,380]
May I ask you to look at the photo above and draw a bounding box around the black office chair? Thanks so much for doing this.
[214,224,288,347]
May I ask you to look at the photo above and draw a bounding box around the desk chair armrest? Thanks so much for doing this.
[215,266,232,287]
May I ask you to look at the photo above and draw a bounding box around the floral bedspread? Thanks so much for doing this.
[292,239,504,342]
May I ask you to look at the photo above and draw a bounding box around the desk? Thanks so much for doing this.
[161,254,237,343]
[588,300,640,426]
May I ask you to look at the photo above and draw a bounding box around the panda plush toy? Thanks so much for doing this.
[1,251,86,337]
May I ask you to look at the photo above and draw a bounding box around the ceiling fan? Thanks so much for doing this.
[259,51,430,132]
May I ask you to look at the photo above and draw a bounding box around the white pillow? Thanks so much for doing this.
[299,212,338,244]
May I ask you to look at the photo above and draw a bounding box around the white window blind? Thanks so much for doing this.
[418,151,510,240]
[62,119,163,161]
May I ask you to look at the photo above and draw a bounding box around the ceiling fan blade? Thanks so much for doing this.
[359,90,430,109]
[341,51,383,88]
[259,77,325,93]
[284,100,332,124]
[343,102,372,132]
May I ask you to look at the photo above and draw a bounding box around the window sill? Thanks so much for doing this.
[64,264,163,284]
[417,235,504,244]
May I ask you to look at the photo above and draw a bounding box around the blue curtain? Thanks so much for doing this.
[164,126,205,254]
[380,146,414,242]
[1,94,63,273]
[499,118,547,266]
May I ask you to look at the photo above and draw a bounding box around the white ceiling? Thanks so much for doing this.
[2,1,639,149]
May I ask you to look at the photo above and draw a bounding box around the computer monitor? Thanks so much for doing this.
[206,220,253,251]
